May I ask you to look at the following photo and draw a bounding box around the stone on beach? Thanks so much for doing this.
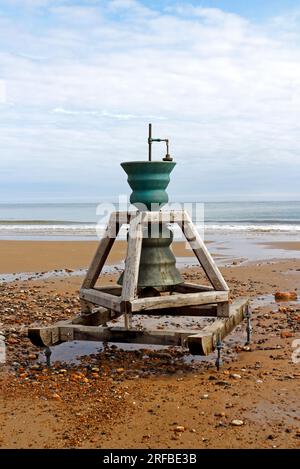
[274,291,297,301]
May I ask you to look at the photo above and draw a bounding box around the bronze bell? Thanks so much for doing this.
[118,223,183,288]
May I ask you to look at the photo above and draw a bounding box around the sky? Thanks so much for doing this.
[0,0,300,202]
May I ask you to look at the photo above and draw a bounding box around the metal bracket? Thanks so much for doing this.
[148,123,173,161]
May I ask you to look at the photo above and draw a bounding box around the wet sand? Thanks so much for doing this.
[0,240,194,274]
[261,241,300,252]
[0,242,300,448]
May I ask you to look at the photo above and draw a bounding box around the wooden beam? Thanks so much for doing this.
[130,290,228,312]
[132,304,218,317]
[29,324,193,347]
[81,213,120,290]
[80,288,121,312]
[143,210,187,224]
[121,212,144,302]
[95,286,122,296]
[187,297,249,355]
[71,308,121,326]
[217,302,230,318]
[28,326,60,347]
[173,282,214,293]
[180,211,229,291]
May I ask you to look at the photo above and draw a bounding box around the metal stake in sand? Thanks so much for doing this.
[245,304,252,345]
[44,346,52,367]
[215,334,223,371]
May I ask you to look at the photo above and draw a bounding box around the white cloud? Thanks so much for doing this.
[0,80,6,103]
[0,1,300,200]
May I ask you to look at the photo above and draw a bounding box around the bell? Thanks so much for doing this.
[118,223,183,287]
[118,156,183,289]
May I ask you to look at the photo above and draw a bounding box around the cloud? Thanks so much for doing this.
[0,80,6,103]
[0,1,300,200]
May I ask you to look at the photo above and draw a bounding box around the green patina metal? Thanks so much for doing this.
[121,161,176,211]
[118,158,183,288]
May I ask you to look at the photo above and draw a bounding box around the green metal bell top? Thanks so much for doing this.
[121,161,176,211]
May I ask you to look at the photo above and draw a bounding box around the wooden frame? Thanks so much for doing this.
[28,210,249,356]
[79,210,230,320]
[28,298,249,355]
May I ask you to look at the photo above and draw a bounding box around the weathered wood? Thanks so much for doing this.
[28,298,248,351]
[174,283,214,293]
[110,210,188,225]
[28,326,60,347]
[29,324,191,347]
[217,302,230,318]
[71,308,120,326]
[80,299,93,314]
[187,298,249,355]
[80,288,121,312]
[121,212,144,328]
[132,304,218,317]
[143,210,187,224]
[130,290,228,313]
[81,214,120,290]
[96,283,213,296]
[121,212,144,302]
[180,211,229,291]
[95,286,122,296]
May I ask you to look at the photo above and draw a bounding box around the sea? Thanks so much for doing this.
[0,201,299,240]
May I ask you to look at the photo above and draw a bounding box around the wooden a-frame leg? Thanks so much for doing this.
[80,213,120,316]
[121,213,144,329]
[179,211,229,292]
[81,213,120,290]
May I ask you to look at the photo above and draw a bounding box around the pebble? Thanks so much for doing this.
[174,426,185,432]
[201,394,209,399]
[215,380,230,386]
[280,331,294,338]
[230,373,241,379]
[231,419,244,426]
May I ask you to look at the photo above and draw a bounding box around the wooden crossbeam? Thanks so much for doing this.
[80,288,122,311]
[130,290,228,313]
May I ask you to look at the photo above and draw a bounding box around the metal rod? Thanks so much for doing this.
[148,123,152,161]
[245,304,252,345]
[215,334,223,371]
[44,346,52,368]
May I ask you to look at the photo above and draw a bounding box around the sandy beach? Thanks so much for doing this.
[0,240,195,274]
[0,239,300,448]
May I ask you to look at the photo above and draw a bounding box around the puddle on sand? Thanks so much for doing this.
[250,294,300,310]
[0,264,123,283]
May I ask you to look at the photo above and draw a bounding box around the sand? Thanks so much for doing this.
[0,240,194,274]
[0,240,300,449]
[261,241,300,252]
